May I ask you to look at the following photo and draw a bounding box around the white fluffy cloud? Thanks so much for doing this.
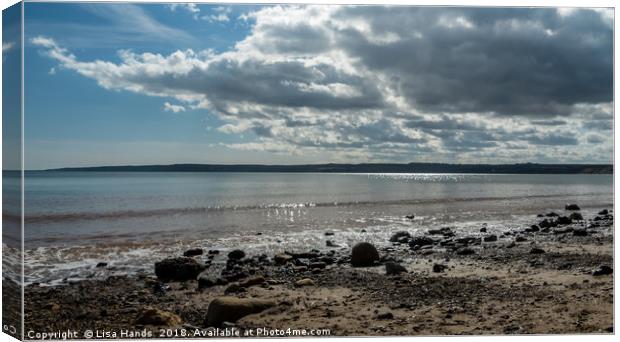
[31,5,613,163]
[164,102,186,113]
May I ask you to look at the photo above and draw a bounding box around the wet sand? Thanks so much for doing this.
[23,207,613,337]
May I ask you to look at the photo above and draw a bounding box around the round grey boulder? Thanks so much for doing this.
[351,242,380,267]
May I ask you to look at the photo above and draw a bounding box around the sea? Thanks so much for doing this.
[3,171,613,285]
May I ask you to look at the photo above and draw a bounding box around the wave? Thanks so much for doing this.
[22,192,608,224]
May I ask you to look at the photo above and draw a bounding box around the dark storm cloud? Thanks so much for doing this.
[333,7,612,116]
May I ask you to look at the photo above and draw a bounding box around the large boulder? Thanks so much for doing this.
[565,204,580,211]
[351,242,380,267]
[205,297,276,327]
[155,257,205,282]
[227,249,246,260]
[389,231,411,242]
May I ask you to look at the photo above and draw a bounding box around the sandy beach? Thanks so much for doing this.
[23,205,613,337]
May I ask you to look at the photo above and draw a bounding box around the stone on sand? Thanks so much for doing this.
[294,278,316,287]
[183,248,203,257]
[205,297,276,327]
[385,262,407,275]
[433,264,448,273]
[569,212,583,221]
[273,254,293,265]
[227,249,246,260]
[389,231,411,242]
[592,265,613,276]
[155,257,205,282]
[351,242,380,267]
[136,307,182,326]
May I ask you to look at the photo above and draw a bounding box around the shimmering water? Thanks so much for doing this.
[11,171,613,284]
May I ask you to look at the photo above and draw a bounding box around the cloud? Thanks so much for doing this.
[203,6,232,22]
[168,3,201,20]
[2,41,15,62]
[168,3,200,14]
[2,41,15,53]
[27,4,198,49]
[31,5,613,163]
[164,102,186,113]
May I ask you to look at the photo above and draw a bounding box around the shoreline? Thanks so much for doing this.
[22,205,614,336]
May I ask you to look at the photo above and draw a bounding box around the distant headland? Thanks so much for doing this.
[45,163,613,174]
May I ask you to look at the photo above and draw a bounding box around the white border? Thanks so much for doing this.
[0,1,617,342]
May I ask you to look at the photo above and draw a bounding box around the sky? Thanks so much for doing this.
[5,3,614,169]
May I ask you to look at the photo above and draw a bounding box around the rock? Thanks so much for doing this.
[153,282,169,295]
[155,257,205,282]
[376,312,394,320]
[326,240,339,247]
[208,250,220,255]
[530,248,545,254]
[324,231,334,236]
[293,265,308,272]
[197,272,217,289]
[428,227,453,236]
[539,219,552,228]
[565,204,580,211]
[224,284,245,294]
[456,248,475,256]
[546,212,560,217]
[395,236,408,244]
[239,276,265,288]
[409,236,435,248]
[598,209,609,215]
[273,254,293,265]
[205,297,276,327]
[483,235,498,242]
[405,215,415,220]
[136,307,182,326]
[389,231,411,242]
[592,265,613,276]
[227,250,246,260]
[309,262,327,269]
[385,262,407,275]
[515,236,527,242]
[223,271,249,282]
[351,242,380,267]
[479,227,487,233]
[572,229,588,237]
[556,216,572,225]
[294,278,316,287]
[455,236,480,245]
[433,264,448,273]
[569,212,583,221]
[183,248,203,257]
[95,262,108,268]
[525,225,539,233]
